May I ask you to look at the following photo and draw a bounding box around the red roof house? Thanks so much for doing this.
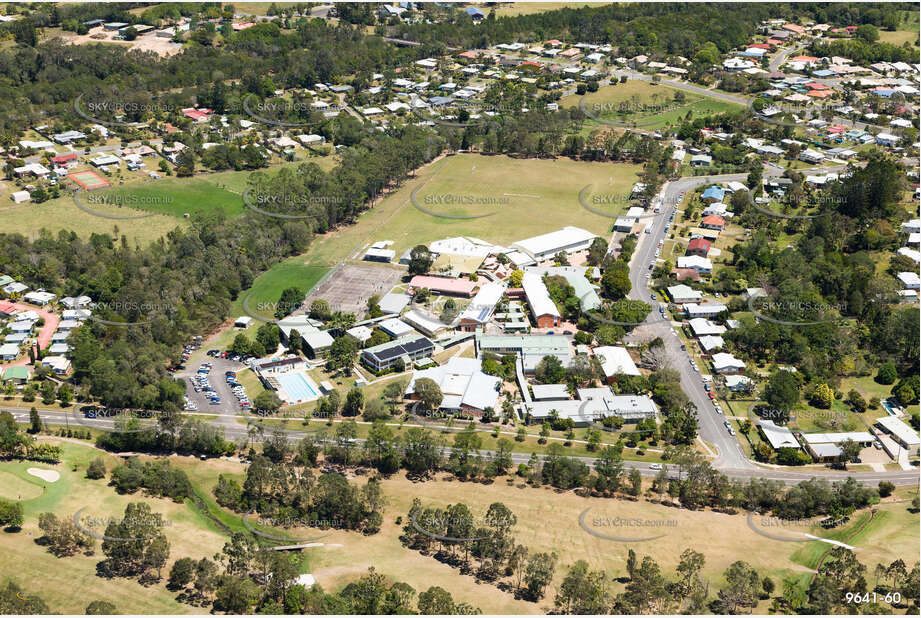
[700,215,726,230]
[687,238,712,257]
[671,268,701,281]
[51,153,79,166]
[408,276,477,297]
[181,108,213,122]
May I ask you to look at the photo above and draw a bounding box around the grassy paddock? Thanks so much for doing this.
[562,82,743,130]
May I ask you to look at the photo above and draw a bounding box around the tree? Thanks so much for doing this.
[40,381,56,405]
[342,388,364,417]
[417,586,454,614]
[401,428,441,477]
[855,24,879,43]
[328,335,358,373]
[413,378,443,413]
[408,245,434,276]
[274,287,304,319]
[878,481,895,498]
[846,390,866,413]
[534,355,566,384]
[508,269,524,288]
[839,439,861,464]
[627,468,642,496]
[100,502,170,579]
[86,457,107,480]
[85,600,117,614]
[524,551,558,600]
[28,407,41,434]
[57,385,73,407]
[0,499,23,529]
[762,370,800,421]
[602,261,631,299]
[382,380,406,413]
[555,560,610,614]
[876,361,897,385]
[587,237,609,266]
[253,390,283,415]
[810,384,834,409]
[718,561,761,613]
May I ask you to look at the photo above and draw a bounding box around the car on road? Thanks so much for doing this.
[689,358,695,366]
[724,420,731,428]
[707,391,715,399]
[704,384,711,392]
[650,293,656,300]
[728,428,735,436]
[649,463,663,470]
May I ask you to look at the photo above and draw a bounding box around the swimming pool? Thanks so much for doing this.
[277,372,319,403]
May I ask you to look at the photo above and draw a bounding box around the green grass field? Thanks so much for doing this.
[563,82,743,130]
[230,254,329,321]
[90,178,245,218]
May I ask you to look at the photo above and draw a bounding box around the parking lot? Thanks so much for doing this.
[181,355,250,414]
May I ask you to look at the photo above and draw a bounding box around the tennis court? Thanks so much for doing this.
[69,170,110,190]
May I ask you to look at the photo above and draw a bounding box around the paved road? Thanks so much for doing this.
[9,405,918,487]
[623,172,754,470]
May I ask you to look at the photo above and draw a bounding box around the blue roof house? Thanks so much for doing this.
[701,186,726,203]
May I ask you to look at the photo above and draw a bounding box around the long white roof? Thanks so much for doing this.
[876,416,920,445]
[522,272,560,318]
[512,226,596,257]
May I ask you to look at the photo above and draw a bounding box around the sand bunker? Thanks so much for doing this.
[27,468,60,483]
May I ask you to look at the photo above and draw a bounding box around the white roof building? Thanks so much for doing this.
[758,420,799,450]
[725,375,753,391]
[532,383,570,401]
[459,280,506,326]
[23,291,55,305]
[0,343,20,360]
[897,272,921,290]
[712,352,745,374]
[876,416,920,455]
[406,356,500,413]
[511,226,597,262]
[676,255,713,273]
[521,271,561,321]
[698,335,725,352]
[688,318,727,336]
[378,317,416,338]
[345,325,374,343]
[594,346,640,378]
[684,303,728,318]
[666,284,702,304]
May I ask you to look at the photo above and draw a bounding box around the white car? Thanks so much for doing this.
[649,463,663,470]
